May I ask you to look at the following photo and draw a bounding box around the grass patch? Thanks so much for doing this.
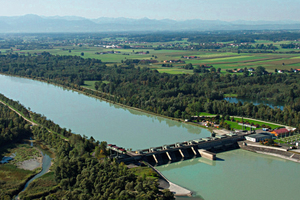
[82,80,100,90]
[198,112,217,116]
[230,117,282,129]
[224,120,252,130]
[0,163,35,198]
[224,94,238,97]
[129,166,159,180]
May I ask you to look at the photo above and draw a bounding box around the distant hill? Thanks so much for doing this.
[0,14,300,33]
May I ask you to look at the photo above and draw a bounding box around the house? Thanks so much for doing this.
[237,69,244,73]
[278,70,283,73]
[294,69,300,73]
[184,56,198,59]
[245,132,273,142]
[248,68,255,72]
[270,128,289,137]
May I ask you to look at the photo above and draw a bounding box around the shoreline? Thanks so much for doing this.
[238,141,300,163]
[145,162,193,197]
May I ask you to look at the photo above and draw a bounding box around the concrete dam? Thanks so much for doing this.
[109,132,248,165]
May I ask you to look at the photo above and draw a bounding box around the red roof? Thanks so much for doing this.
[273,128,289,134]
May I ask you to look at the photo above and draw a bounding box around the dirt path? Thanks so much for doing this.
[0,100,38,126]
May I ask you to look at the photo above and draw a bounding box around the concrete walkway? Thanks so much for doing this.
[145,162,192,196]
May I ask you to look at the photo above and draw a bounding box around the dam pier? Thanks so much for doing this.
[109,132,249,165]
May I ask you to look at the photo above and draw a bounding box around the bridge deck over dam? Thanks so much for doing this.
[111,132,250,165]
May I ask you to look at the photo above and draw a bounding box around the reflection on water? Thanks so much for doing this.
[108,101,203,135]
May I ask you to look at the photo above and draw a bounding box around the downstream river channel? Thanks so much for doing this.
[0,75,299,200]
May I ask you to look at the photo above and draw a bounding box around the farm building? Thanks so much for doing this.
[245,132,273,142]
[270,128,289,137]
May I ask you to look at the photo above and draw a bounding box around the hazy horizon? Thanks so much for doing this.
[1,0,299,22]
[1,14,300,23]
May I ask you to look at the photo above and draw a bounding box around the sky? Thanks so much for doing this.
[1,0,300,21]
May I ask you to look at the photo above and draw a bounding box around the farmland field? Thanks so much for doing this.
[5,39,300,75]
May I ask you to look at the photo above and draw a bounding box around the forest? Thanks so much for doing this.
[0,94,174,200]
[0,99,31,147]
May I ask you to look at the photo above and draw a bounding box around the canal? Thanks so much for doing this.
[0,74,299,200]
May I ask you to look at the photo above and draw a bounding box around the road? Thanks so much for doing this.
[0,100,38,126]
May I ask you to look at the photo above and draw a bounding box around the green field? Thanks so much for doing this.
[232,117,282,129]
[7,39,300,75]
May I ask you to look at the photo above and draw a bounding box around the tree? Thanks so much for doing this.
[243,68,249,77]
[81,52,84,56]
[256,66,266,76]
[210,67,216,73]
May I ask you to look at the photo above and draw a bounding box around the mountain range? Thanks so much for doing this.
[0,14,300,33]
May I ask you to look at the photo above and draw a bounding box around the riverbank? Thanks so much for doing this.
[238,141,300,163]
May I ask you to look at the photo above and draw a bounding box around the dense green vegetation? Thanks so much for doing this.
[0,96,31,147]
[0,100,34,199]
[0,163,36,199]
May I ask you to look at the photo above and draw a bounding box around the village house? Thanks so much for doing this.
[164,60,185,64]
[270,128,290,137]
[183,56,198,59]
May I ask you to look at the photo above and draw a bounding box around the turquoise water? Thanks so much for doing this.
[1,74,299,200]
[0,75,210,150]
[157,149,300,200]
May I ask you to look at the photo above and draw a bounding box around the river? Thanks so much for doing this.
[0,74,299,200]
